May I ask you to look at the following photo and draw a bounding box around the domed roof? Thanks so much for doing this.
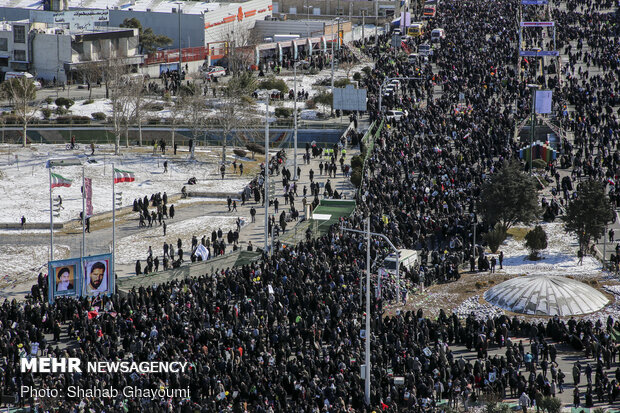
[483,275,608,316]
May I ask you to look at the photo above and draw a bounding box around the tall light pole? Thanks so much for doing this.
[264,97,270,254]
[293,60,308,181]
[527,84,538,175]
[340,217,403,407]
[330,18,338,117]
[176,2,182,78]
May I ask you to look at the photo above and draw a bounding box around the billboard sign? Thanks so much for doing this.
[48,258,82,303]
[520,50,559,57]
[53,10,109,30]
[520,21,554,27]
[83,254,114,297]
[522,0,548,4]
[535,90,553,114]
[333,84,367,112]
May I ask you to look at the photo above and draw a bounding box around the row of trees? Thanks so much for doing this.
[479,161,614,256]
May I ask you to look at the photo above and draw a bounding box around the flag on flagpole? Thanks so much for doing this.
[84,177,93,217]
[51,173,72,188]
[113,168,135,183]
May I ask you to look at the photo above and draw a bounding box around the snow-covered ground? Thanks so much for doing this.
[494,222,602,278]
[0,244,70,287]
[115,215,244,265]
[0,144,248,224]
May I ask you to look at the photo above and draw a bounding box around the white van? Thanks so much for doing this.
[431,28,445,42]
[4,71,41,88]
[383,249,419,273]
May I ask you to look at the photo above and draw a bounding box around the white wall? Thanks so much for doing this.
[203,0,272,44]
[32,32,71,81]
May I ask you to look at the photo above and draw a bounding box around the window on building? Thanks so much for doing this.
[289,6,297,14]
[0,57,8,67]
[336,8,344,15]
[313,7,321,15]
[13,49,26,61]
[13,25,25,44]
[0,38,7,51]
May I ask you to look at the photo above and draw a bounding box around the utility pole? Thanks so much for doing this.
[362,11,365,46]
[364,216,371,406]
[374,0,379,47]
[264,97,270,254]
[528,84,538,175]
[330,21,336,117]
[176,2,182,77]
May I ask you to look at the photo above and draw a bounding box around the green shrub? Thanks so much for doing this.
[91,112,107,121]
[41,108,52,119]
[274,107,293,118]
[361,66,372,76]
[3,115,19,124]
[531,158,547,169]
[305,99,317,109]
[539,397,561,413]
[353,72,361,82]
[147,117,160,125]
[55,97,74,108]
[525,225,547,259]
[246,142,265,155]
[350,167,362,187]
[143,102,165,111]
[350,155,364,170]
[240,95,255,106]
[314,92,333,109]
[56,115,91,124]
[334,78,351,88]
[484,225,508,253]
[233,149,247,158]
[308,67,319,75]
[83,99,94,105]
[45,96,53,105]
[258,76,289,94]
[55,106,68,115]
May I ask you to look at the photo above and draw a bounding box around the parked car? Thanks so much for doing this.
[418,44,434,56]
[386,110,406,120]
[202,66,227,78]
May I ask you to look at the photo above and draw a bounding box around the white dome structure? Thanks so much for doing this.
[484,275,609,316]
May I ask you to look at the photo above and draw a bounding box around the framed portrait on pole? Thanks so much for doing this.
[83,254,113,297]
[48,258,82,303]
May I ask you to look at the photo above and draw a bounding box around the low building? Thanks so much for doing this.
[271,0,401,23]
[0,20,141,82]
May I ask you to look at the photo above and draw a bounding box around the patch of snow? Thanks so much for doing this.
[494,222,602,277]
[0,244,70,281]
[115,215,244,265]
[0,144,248,224]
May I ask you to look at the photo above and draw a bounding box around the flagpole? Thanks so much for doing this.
[49,168,54,262]
[112,164,116,285]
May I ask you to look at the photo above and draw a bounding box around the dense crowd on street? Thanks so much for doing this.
[4,0,620,411]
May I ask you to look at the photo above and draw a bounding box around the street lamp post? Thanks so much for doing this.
[293,60,309,181]
[527,84,538,175]
[340,218,402,407]
[378,76,422,112]
[176,2,182,78]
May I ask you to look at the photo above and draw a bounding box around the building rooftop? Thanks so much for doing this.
[0,0,238,15]
[484,275,609,316]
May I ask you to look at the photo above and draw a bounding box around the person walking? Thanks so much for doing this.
[499,251,504,269]
[250,207,256,223]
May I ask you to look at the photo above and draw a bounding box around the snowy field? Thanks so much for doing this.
[494,222,602,278]
[0,144,248,224]
[115,215,244,265]
[0,244,69,288]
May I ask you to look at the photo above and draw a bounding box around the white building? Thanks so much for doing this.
[0,20,141,82]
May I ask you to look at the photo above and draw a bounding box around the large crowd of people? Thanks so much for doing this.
[5,0,620,411]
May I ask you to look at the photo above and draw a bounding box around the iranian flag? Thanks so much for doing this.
[51,173,72,188]
[114,168,135,183]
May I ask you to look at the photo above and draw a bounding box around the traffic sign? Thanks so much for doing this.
[520,50,559,57]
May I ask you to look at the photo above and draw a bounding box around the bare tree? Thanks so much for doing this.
[212,72,257,163]
[168,96,185,154]
[128,79,146,146]
[104,60,132,155]
[1,77,38,147]
[181,83,208,158]
[77,61,104,100]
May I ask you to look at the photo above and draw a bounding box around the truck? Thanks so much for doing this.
[383,249,419,273]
